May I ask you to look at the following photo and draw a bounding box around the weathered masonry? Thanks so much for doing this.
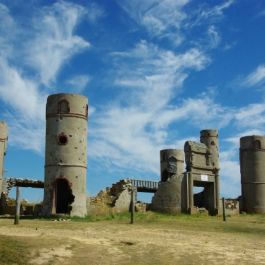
[151,129,220,215]
[184,129,220,215]
[0,121,8,196]
[240,135,265,213]
[43,93,88,217]
[151,149,185,214]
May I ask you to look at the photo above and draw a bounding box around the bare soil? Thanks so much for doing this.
[0,214,264,265]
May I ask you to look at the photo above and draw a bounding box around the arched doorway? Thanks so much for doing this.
[55,179,74,214]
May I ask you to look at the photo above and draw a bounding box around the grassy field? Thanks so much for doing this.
[0,212,264,265]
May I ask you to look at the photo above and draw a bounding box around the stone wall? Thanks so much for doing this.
[87,179,132,215]
[151,174,185,214]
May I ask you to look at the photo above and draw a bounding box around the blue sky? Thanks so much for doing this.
[0,0,265,202]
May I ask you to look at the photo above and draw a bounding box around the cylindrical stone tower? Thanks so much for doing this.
[151,149,184,214]
[43,93,88,217]
[0,121,8,195]
[240,135,265,213]
[200,129,220,170]
[160,149,184,181]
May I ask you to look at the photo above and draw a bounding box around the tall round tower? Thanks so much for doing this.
[200,129,220,171]
[240,135,265,213]
[0,121,8,195]
[43,93,88,217]
[160,149,184,181]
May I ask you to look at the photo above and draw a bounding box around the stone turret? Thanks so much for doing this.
[200,129,220,171]
[43,93,88,217]
[160,149,184,182]
[151,149,185,214]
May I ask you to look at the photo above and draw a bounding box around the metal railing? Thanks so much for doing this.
[129,179,159,193]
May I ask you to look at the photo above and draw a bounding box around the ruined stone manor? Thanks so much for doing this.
[0,93,265,217]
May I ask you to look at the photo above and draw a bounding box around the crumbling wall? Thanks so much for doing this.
[219,198,240,215]
[0,193,42,216]
[151,149,185,214]
[87,179,132,215]
[151,174,185,214]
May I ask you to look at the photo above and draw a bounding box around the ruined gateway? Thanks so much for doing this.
[0,93,265,216]
[151,130,220,215]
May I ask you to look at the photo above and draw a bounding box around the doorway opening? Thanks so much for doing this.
[193,181,215,214]
[55,178,74,214]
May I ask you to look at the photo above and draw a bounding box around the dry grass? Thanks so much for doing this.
[0,212,264,265]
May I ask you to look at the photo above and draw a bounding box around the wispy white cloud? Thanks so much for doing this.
[0,1,91,152]
[113,40,210,110]
[27,1,90,86]
[0,3,17,59]
[207,25,221,48]
[90,41,265,191]
[66,75,91,92]
[242,64,265,87]
[257,9,265,17]
[154,96,232,130]
[116,0,189,44]
[117,0,234,48]
[0,58,46,121]
[89,41,217,174]
[0,58,46,153]
[192,0,234,25]
[85,2,104,23]
[234,103,265,129]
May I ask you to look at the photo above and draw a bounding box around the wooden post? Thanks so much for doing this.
[14,186,20,225]
[188,173,193,214]
[130,187,135,224]
[222,197,226,222]
[215,173,220,215]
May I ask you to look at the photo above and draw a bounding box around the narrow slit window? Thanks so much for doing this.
[58,100,70,114]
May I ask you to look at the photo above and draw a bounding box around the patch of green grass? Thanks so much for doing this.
[71,211,265,238]
[0,236,31,265]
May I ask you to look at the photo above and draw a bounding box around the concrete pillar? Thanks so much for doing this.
[240,135,265,213]
[0,121,8,195]
[160,149,184,182]
[43,93,88,217]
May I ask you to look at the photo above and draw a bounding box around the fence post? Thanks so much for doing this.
[222,197,226,222]
[130,187,136,224]
[14,186,20,225]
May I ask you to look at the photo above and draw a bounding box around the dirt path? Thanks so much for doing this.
[0,219,264,265]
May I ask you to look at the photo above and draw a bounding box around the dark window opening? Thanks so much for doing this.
[58,100,70,114]
[168,156,177,163]
[211,141,215,145]
[55,179,75,214]
[161,170,168,182]
[85,104,88,117]
[58,133,68,145]
[254,140,261,149]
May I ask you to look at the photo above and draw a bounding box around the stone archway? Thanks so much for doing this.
[55,178,74,214]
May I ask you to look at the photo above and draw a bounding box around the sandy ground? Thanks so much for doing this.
[0,218,264,265]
